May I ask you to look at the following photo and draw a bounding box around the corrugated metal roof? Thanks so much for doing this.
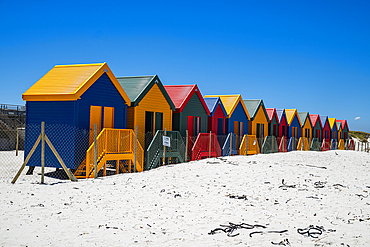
[266,108,278,123]
[244,99,269,122]
[22,63,130,103]
[309,114,322,128]
[204,95,250,119]
[320,116,329,128]
[243,100,260,120]
[116,76,154,102]
[328,118,337,131]
[276,109,286,123]
[337,120,348,130]
[164,85,210,114]
[204,97,227,116]
[298,112,311,127]
[285,109,301,126]
[116,75,175,110]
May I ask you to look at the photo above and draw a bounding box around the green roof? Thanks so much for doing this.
[243,99,269,122]
[298,112,311,127]
[116,75,175,110]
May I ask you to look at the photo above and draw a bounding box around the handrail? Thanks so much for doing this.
[85,128,143,177]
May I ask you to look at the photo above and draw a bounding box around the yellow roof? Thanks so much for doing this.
[23,63,130,103]
[204,94,250,119]
[285,109,302,126]
[328,118,337,129]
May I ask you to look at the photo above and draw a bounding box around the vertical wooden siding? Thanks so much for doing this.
[177,93,208,137]
[250,106,269,139]
[130,83,172,147]
[225,102,249,135]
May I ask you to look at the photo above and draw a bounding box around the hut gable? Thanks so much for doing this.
[164,85,209,137]
[244,99,269,139]
[116,75,175,110]
[23,63,130,103]
[204,97,227,134]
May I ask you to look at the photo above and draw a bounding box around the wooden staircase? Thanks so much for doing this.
[74,128,144,178]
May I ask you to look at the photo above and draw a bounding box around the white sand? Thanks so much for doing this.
[1,150,369,246]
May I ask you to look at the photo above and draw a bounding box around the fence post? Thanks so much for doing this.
[282,135,285,152]
[134,126,137,172]
[185,130,188,162]
[163,128,166,166]
[272,136,274,153]
[301,137,303,151]
[209,131,212,158]
[94,124,97,179]
[41,122,45,184]
[230,132,232,156]
[16,128,19,156]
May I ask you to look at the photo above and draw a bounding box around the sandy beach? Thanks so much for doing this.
[1,150,369,246]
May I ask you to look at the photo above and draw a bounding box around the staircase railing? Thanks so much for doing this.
[321,138,330,151]
[277,136,287,152]
[338,139,345,150]
[191,133,221,160]
[83,128,143,178]
[310,138,321,151]
[287,137,296,152]
[222,132,237,156]
[297,137,309,151]
[146,130,185,171]
[261,136,278,154]
[238,134,247,155]
[247,135,260,155]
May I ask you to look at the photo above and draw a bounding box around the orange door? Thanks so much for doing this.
[103,107,114,128]
[89,106,102,145]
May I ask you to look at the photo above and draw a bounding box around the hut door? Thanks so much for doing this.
[187,116,194,137]
[103,107,114,128]
[145,111,154,149]
[273,124,277,137]
[89,106,102,145]
[217,118,224,135]
[155,112,163,132]
[194,117,201,136]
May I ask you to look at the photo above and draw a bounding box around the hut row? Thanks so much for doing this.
[22,63,352,177]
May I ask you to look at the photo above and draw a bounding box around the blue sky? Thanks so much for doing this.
[1,0,369,132]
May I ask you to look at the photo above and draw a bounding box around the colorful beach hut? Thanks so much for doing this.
[244,100,270,146]
[285,109,302,151]
[309,114,322,141]
[276,109,288,137]
[285,109,302,140]
[266,108,279,137]
[276,109,288,151]
[204,95,250,140]
[116,75,175,149]
[298,112,313,140]
[320,116,331,141]
[164,85,210,138]
[337,120,349,140]
[328,118,338,142]
[204,97,227,135]
[22,63,131,170]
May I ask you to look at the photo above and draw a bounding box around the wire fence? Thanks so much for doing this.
[1,123,368,183]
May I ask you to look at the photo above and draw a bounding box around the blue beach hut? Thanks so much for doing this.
[22,63,131,170]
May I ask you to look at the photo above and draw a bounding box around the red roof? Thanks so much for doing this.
[309,114,322,128]
[164,84,210,115]
[337,120,349,130]
[266,108,279,123]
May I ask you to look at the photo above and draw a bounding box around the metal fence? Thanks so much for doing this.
[1,123,368,183]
